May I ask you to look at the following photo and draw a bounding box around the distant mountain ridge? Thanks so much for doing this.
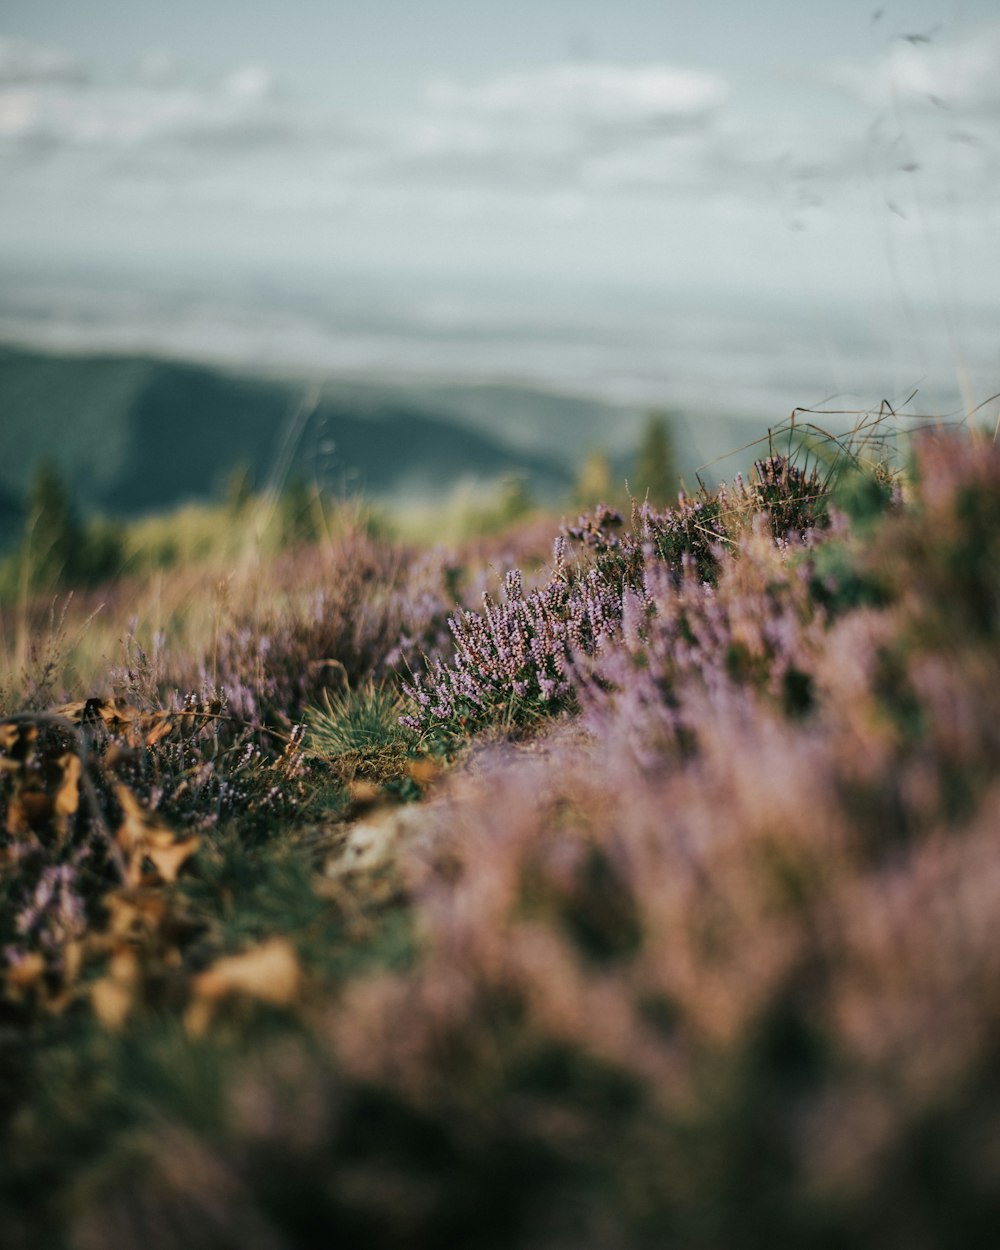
[0,345,577,519]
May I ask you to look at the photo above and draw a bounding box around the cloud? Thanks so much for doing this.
[1,31,992,241]
[0,43,731,205]
[221,64,275,103]
[0,38,295,153]
[424,62,727,125]
[384,61,729,198]
[827,19,1000,113]
[0,36,86,85]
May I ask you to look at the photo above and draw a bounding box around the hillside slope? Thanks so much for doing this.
[0,346,574,517]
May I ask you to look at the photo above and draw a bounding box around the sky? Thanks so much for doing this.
[0,1,997,418]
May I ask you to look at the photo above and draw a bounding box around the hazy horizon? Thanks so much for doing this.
[1,257,994,428]
[1,2,998,437]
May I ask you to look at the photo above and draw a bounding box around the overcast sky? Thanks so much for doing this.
[1,2,998,338]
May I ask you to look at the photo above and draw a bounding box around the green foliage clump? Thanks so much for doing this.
[306,682,405,758]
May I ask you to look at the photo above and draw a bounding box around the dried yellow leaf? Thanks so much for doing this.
[6,786,52,835]
[107,947,141,986]
[143,713,176,747]
[103,742,139,772]
[52,752,81,838]
[145,835,200,885]
[91,976,134,1031]
[51,700,87,724]
[104,888,170,942]
[0,721,36,763]
[194,938,301,1007]
[183,997,214,1038]
[5,952,46,991]
[113,782,198,886]
[407,757,442,785]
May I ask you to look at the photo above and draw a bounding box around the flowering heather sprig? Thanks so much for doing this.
[744,453,826,540]
[638,490,730,583]
[576,522,827,766]
[571,490,732,598]
[401,548,624,735]
[563,503,624,550]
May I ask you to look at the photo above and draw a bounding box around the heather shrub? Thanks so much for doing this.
[403,452,830,741]
[741,451,826,539]
[882,429,1000,642]
[401,550,623,740]
[576,521,827,766]
[5,424,1000,1250]
[318,427,1000,1243]
[0,690,323,1016]
[305,428,1000,1247]
[0,713,120,990]
[145,527,458,730]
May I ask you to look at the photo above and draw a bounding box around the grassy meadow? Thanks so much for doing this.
[2,407,1000,1248]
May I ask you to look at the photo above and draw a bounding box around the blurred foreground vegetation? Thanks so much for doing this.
[2,408,1000,1249]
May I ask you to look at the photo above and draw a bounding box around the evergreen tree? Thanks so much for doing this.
[633,412,677,506]
[18,460,123,590]
[25,458,82,588]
